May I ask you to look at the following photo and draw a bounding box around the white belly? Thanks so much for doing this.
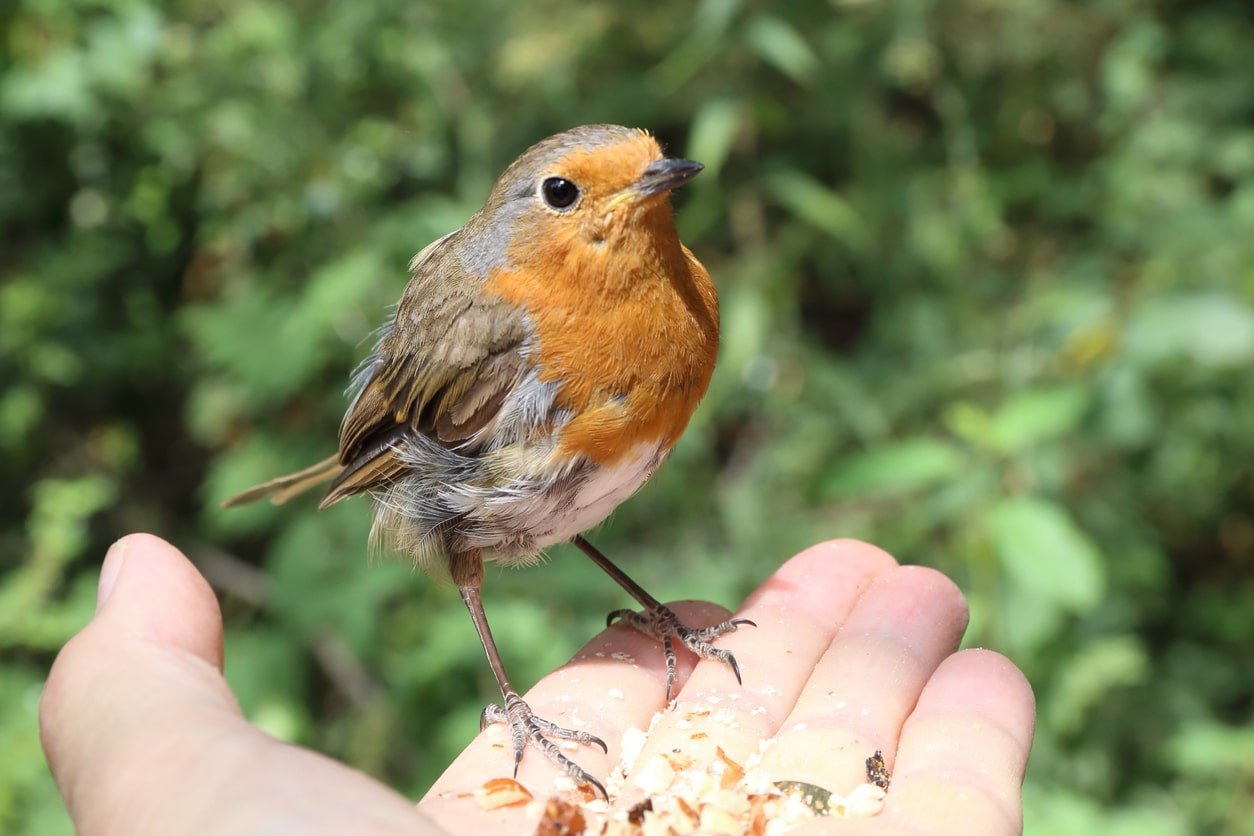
[479,441,672,551]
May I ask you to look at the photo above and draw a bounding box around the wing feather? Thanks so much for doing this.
[325,235,531,504]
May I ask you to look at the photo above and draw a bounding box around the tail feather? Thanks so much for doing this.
[220,454,344,508]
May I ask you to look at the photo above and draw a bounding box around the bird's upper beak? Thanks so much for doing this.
[631,158,704,197]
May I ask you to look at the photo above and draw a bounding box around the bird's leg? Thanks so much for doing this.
[449,550,608,799]
[571,535,755,701]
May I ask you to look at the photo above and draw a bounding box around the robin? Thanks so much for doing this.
[222,124,752,798]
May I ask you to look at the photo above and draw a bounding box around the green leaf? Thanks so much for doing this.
[942,401,993,448]
[987,385,1090,453]
[744,16,819,84]
[1125,293,1254,369]
[765,170,868,249]
[989,497,1106,613]
[687,99,742,177]
[1045,635,1149,733]
[1167,721,1254,777]
[821,438,966,498]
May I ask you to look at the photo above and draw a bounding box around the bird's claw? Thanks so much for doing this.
[607,606,756,700]
[480,692,609,800]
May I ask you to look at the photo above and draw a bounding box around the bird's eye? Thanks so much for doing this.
[541,177,580,210]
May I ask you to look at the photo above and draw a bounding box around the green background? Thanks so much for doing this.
[3,0,1253,832]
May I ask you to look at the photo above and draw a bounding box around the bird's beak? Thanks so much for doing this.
[631,158,704,196]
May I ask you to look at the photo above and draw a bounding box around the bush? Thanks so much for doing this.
[3,1,1252,832]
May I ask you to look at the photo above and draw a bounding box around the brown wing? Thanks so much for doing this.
[319,236,531,508]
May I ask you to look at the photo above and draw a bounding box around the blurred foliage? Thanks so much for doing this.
[3,0,1253,832]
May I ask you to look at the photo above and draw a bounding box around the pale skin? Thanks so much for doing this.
[40,534,1035,834]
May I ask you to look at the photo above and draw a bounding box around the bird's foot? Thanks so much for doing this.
[481,691,609,800]
[607,605,756,700]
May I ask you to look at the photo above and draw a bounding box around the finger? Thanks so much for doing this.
[420,598,729,831]
[40,533,238,812]
[40,533,430,836]
[621,540,900,799]
[758,565,971,792]
[879,649,1035,835]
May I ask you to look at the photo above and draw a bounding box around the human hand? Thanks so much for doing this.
[41,535,1033,835]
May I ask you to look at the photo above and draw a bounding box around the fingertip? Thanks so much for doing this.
[794,538,902,573]
[925,649,1037,744]
[96,537,129,610]
[738,538,899,627]
[774,538,901,590]
[822,538,901,562]
[43,534,228,735]
[891,648,1037,830]
[862,564,971,640]
[95,532,225,670]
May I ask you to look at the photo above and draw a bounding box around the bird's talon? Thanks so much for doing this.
[606,603,755,695]
[480,703,503,731]
[585,774,609,802]
[480,694,608,796]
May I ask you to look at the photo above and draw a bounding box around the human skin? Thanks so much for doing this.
[40,534,1035,834]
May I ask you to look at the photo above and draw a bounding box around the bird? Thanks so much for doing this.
[222,124,752,799]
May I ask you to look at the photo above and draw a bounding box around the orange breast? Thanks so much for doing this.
[485,209,718,466]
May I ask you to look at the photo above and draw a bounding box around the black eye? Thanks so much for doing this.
[541,177,580,209]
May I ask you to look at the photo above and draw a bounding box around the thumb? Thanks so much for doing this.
[39,534,436,836]
[94,532,224,666]
[39,533,239,825]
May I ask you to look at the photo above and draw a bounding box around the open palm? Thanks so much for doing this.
[41,535,1033,834]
